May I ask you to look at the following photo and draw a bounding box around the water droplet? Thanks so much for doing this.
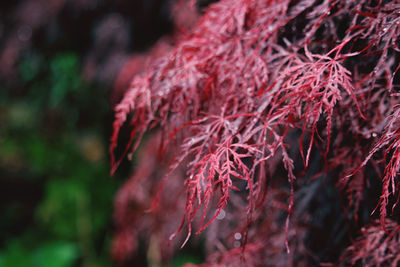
[372,132,377,137]
[216,209,226,220]
[234,232,242,240]
[18,25,32,42]
[188,138,195,145]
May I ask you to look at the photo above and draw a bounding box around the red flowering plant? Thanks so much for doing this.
[110,0,400,265]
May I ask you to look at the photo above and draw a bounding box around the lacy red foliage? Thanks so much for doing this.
[112,133,189,263]
[111,0,400,265]
[341,219,400,266]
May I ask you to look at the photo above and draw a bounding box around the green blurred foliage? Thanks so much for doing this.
[0,52,119,267]
[0,48,203,267]
[0,240,79,267]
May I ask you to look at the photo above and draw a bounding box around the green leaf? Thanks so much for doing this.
[32,242,79,267]
[0,242,31,267]
[49,53,81,107]
[37,180,82,238]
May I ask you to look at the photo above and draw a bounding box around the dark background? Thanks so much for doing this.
[0,0,173,266]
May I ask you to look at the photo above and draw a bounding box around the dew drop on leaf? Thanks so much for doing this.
[234,232,242,240]
[216,209,226,220]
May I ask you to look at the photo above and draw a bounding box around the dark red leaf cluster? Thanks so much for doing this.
[111,0,400,265]
[341,219,400,266]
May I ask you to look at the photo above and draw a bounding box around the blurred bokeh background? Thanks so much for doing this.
[0,1,175,266]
